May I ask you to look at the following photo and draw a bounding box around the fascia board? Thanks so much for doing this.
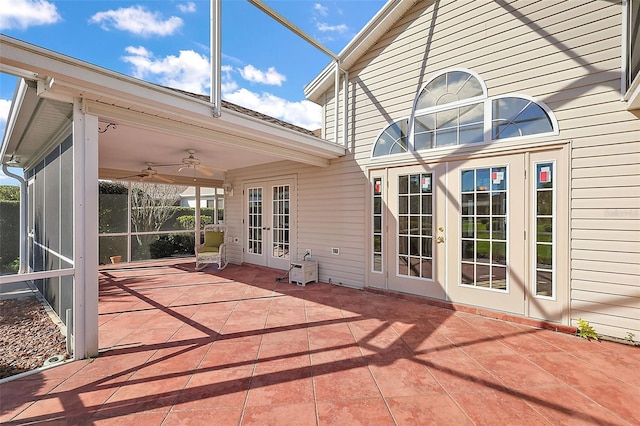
[0,35,216,119]
[0,78,28,162]
[217,107,345,159]
[304,0,420,103]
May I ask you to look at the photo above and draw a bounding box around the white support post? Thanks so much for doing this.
[72,99,99,359]
[334,60,340,144]
[211,0,222,116]
[195,186,201,239]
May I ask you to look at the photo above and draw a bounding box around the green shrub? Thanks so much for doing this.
[0,199,19,274]
[149,233,196,259]
[149,237,175,259]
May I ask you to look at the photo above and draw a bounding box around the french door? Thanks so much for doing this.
[244,178,295,270]
[370,147,567,320]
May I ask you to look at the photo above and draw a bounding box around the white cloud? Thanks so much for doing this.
[0,0,61,30]
[316,22,348,33]
[122,46,210,94]
[238,65,286,86]
[0,99,11,128]
[120,48,319,130]
[224,88,321,131]
[177,2,196,13]
[89,6,182,37]
[313,3,328,17]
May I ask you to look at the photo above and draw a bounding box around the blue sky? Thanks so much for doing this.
[0,0,386,185]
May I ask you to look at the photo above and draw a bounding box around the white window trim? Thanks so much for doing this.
[370,116,410,158]
[532,159,557,301]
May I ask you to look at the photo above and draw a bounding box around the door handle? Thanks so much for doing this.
[437,226,445,243]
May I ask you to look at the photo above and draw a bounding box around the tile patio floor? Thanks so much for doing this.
[1,259,638,425]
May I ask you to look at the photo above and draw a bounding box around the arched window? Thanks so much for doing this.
[413,70,486,150]
[492,96,555,140]
[371,69,558,158]
[372,118,409,157]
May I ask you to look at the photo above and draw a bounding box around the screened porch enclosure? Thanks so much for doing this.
[98,181,225,265]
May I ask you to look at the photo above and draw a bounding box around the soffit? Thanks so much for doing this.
[1,35,344,180]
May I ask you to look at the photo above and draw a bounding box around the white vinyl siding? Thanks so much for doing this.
[311,0,638,338]
[225,157,366,288]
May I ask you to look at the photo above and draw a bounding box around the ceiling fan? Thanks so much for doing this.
[117,164,174,183]
[151,149,225,178]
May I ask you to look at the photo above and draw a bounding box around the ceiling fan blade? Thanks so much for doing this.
[196,165,214,177]
[116,173,144,181]
[154,174,175,183]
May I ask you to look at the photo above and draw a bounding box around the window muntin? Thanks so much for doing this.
[415,102,484,149]
[534,162,555,298]
[415,71,484,109]
[371,69,559,158]
[372,177,383,272]
[372,119,408,157]
[460,167,508,291]
[271,185,290,259]
[492,97,554,140]
[397,173,433,279]
[247,187,263,255]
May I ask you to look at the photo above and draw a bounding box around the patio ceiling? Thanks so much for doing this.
[1,35,345,187]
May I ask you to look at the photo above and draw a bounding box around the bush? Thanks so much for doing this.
[149,233,196,259]
[149,238,175,259]
[0,199,19,274]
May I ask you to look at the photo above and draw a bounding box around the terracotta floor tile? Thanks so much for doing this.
[3,261,637,425]
[163,406,243,425]
[246,374,314,407]
[172,367,251,410]
[499,328,565,355]
[369,357,443,397]
[572,349,640,387]
[313,361,381,402]
[241,402,317,425]
[115,326,182,346]
[74,350,153,378]
[316,398,395,426]
[95,375,188,417]
[386,394,473,425]
[421,350,504,394]
[450,387,552,425]
[129,343,209,379]
[0,376,68,422]
[199,341,260,370]
[92,410,169,425]
[475,353,564,389]
[576,383,640,424]
[526,352,622,387]
[260,325,308,344]
[524,385,630,425]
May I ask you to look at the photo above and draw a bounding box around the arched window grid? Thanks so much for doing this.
[371,70,559,158]
[370,117,410,158]
[489,94,558,143]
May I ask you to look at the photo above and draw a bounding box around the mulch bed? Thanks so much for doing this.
[0,297,69,379]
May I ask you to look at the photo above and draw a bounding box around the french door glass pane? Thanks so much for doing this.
[459,167,509,291]
[247,187,262,255]
[272,185,290,259]
[398,173,433,280]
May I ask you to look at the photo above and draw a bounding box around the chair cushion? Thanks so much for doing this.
[204,231,224,249]
[198,246,219,254]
